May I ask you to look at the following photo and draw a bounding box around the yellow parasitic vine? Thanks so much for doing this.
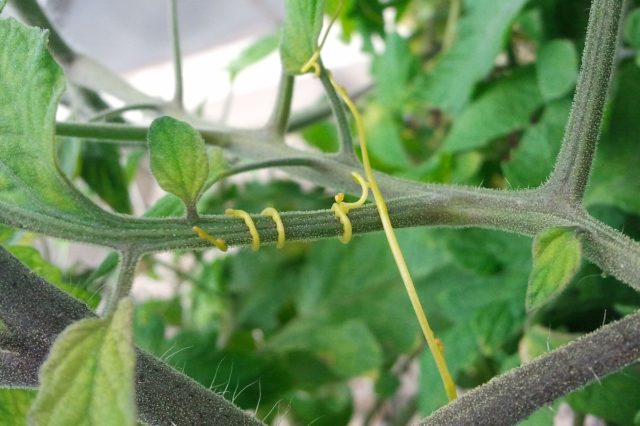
[300,12,457,401]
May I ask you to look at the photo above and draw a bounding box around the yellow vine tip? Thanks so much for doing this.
[225,208,261,251]
[260,207,286,249]
[192,226,227,252]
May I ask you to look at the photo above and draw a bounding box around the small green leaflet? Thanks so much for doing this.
[28,298,136,426]
[147,116,209,219]
[280,0,325,74]
[526,227,582,311]
[536,40,578,101]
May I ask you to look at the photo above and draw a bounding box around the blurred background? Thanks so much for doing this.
[3,0,640,424]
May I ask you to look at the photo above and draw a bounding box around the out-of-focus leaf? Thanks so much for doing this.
[0,388,37,425]
[536,40,578,101]
[586,64,640,215]
[502,99,571,188]
[567,366,640,425]
[526,227,581,311]
[80,142,131,214]
[147,116,209,216]
[302,120,339,153]
[518,324,577,362]
[624,8,640,49]
[269,319,383,378]
[420,0,528,114]
[0,0,5,13]
[365,106,411,170]
[371,32,417,111]
[442,68,542,152]
[7,245,98,308]
[28,299,136,426]
[289,385,352,426]
[228,32,279,80]
[280,0,325,74]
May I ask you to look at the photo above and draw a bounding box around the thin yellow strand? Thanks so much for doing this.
[300,0,344,76]
[328,71,458,401]
[261,207,286,249]
[225,208,261,251]
[331,172,368,244]
[192,226,228,252]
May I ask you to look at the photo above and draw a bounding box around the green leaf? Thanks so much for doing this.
[80,142,132,214]
[280,0,325,74]
[0,388,37,425]
[0,0,6,13]
[442,68,543,152]
[502,98,571,188]
[526,227,582,311]
[147,116,209,217]
[536,40,578,101]
[624,8,640,49]
[0,18,124,235]
[28,298,136,426]
[419,0,528,114]
[228,32,280,80]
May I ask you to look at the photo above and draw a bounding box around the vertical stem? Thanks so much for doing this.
[101,250,140,316]
[169,0,184,108]
[442,0,460,52]
[546,0,622,203]
[267,72,295,135]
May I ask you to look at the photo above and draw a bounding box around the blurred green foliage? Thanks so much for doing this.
[3,0,640,424]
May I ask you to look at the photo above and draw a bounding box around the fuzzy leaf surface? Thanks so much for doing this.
[147,116,209,213]
[280,0,325,74]
[28,298,136,426]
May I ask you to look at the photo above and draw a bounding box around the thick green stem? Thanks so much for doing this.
[423,309,640,425]
[546,0,622,203]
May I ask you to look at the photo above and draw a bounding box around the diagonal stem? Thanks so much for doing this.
[422,309,640,425]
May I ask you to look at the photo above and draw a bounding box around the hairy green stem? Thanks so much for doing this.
[318,65,358,163]
[422,309,640,425]
[101,251,140,316]
[546,0,622,203]
[169,0,184,108]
